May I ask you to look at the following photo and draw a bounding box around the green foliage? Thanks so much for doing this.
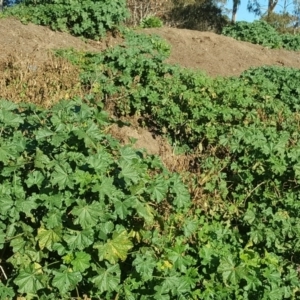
[261,12,297,34]
[3,0,129,39]
[167,0,230,33]
[281,33,300,50]
[240,66,300,110]
[0,97,193,298]
[222,20,300,51]
[2,26,300,298]
[52,31,300,298]
[222,21,283,48]
[140,16,163,28]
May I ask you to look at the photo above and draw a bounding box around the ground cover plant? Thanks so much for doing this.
[52,31,300,298]
[2,0,129,39]
[222,20,300,50]
[140,16,163,28]
[0,97,193,299]
[2,2,300,299]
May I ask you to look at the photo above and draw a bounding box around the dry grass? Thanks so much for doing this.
[0,50,84,108]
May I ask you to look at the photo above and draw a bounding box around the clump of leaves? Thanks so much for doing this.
[140,16,163,28]
[222,21,283,48]
[3,0,129,39]
[0,97,193,299]
[222,20,300,51]
[240,65,300,110]
[281,33,300,51]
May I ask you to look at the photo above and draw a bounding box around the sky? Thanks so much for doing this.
[224,0,295,22]
[225,0,259,21]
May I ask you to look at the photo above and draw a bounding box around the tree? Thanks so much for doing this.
[166,0,229,32]
[232,0,241,22]
[246,0,300,18]
[261,11,296,32]
[254,0,300,32]
[293,0,300,28]
[247,0,279,16]
[1,0,22,10]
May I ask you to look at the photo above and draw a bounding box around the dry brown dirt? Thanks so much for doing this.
[1,18,300,77]
[142,27,300,77]
[1,17,300,170]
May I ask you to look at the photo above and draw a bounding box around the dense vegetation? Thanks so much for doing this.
[2,0,129,39]
[1,2,300,299]
[222,20,300,51]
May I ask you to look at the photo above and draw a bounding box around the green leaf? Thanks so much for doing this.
[41,194,64,209]
[266,285,285,299]
[167,243,193,272]
[94,229,133,264]
[183,218,199,237]
[63,229,94,250]
[119,160,140,184]
[73,122,103,148]
[73,169,93,191]
[87,151,112,173]
[294,162,300,180]
[71,252,91,272]
[149,175,169,203]
[10,236,26,253]
[52,268,82,294]
[91,263,121,294]
[14,266,44,294]
[133,251,156,280]
[244,207,256,224]
[72,200,104,229]
[35,127,54,140]
[53,242,66,256]
[199,245,215,265]
[92,176,119,201]
[161,275,191,295]
[171,175,190,208]
[133,198,154,225]
[0,99,18,111]
[37,227,62,251]
[0,143,17,164]
[51,163,74,190]
[15,197,38,218]
[0,282,14,299]
[263,265,281,283]
[99,221,115,238]
[218,255,241,285]
[34,148,52,170]
[25,170,45,188]
[0,196,14,217]
[114,198,132,219]
[51,131,69,147]
[120,146,140,163]
[240,249,260,267]
[0,109,23,127]
[0,229,6,249]
[45,209,63,228]
[154,288,171,299]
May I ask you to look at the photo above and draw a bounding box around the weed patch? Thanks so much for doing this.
[0,52,84,108]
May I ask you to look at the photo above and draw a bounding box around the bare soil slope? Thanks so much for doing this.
[1,18,300,77]
[142,27,300,77]
[1,17,300,169]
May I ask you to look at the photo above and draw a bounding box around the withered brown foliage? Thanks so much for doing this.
[0,51,84,108]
